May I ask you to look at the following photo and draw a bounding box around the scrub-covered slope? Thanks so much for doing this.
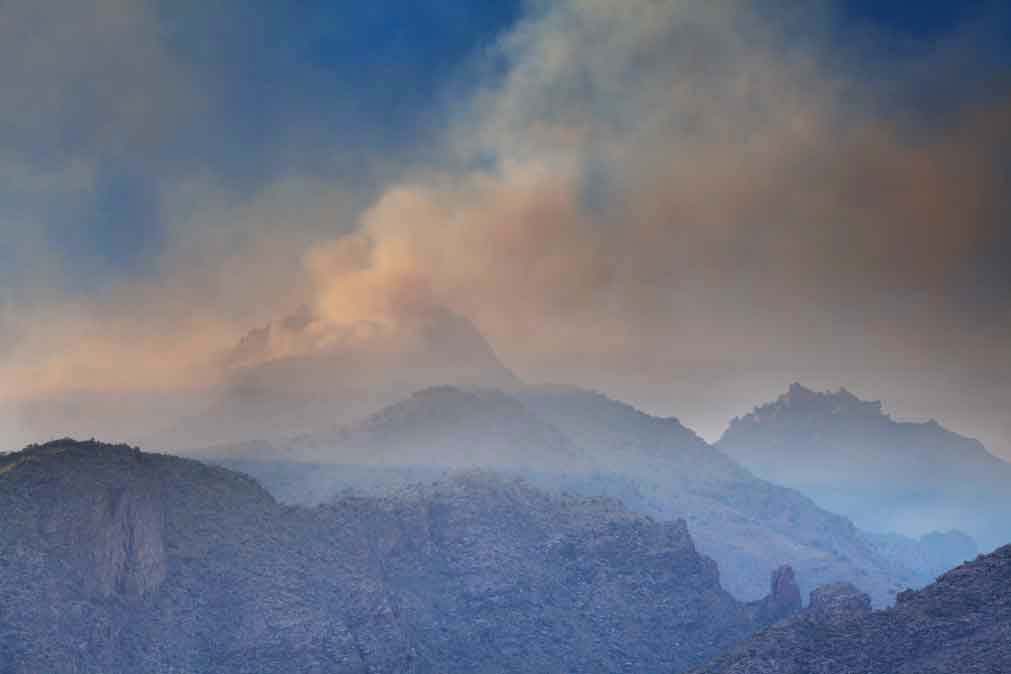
[694,544,1011,674]
[0,439,796,674]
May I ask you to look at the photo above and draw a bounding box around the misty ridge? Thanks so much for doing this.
[196,378,995,603]
[155,310,1009,592]
[5,193,1011,673]
[2,374,1010,672]
[4,276,1011,671]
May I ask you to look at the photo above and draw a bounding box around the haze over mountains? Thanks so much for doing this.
[204,385,979,605]
[719,383,1011,551]
[151,306,520,449]
[4,319,1007,673]
[3,436,1008,674]
[10,300,1001,610]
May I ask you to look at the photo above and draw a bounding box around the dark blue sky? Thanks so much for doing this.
[846,0,981,36]
[21,2,527,290]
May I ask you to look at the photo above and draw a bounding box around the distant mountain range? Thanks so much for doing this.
[1,439,800,674]
[718,383,1011,550]
[203,385,974,604]
[695,543,1011,674]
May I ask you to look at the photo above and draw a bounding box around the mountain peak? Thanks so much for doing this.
[725,384,889,434]
[776,383,885,418]
[784,381,816,400]
[2,438,144,475]
[159,307,519,449]
[358,386,535,434]
[402,384,512,408]
[719,386,1011,550]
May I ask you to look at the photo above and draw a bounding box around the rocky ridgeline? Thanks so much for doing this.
[211,386,947,605]
[694,544,1011,674]
[718,383,1011,551]
[1,439,800,674]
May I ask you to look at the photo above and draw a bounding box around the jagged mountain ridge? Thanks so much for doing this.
[0,439,798,674]
[718,383,1011,549]
[207,386,958,605]
[693,543,1011,674]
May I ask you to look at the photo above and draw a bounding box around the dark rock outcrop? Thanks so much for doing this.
[752,566,803,624]
[808,583,872,620]
[694,544,1011,674]
[0,439,798,674]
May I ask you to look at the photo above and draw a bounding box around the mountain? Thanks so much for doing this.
[693,544,1011,674]
[225,386,584,470]
[152,307,519,450]
[1,439,797,674]
[718,383,1011,550]
[207,386,951,605]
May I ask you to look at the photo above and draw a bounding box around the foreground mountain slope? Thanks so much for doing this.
[718,383,1011,549]
[0,439,797,674]
[210,386,941,604]
[694,544,1011,674]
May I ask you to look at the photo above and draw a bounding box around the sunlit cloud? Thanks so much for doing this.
[1,0,1008,456]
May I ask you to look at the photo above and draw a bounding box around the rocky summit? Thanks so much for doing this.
[693,544,1011,674]
[1,439,799,674]
[718,383,1011,550]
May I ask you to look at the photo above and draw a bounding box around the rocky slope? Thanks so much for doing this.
[693,544,1011,674]
[208,386,945,604]
[0,439,798,674]
[718,383,1011,550]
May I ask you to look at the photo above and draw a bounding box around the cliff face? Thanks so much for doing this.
[64,483,166,598]
[694,545,1011,674]
[2,442,167,600]
[0,440,796,674]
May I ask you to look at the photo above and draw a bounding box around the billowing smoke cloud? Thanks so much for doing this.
[1,1,1008,456]
[296,0,1010,446]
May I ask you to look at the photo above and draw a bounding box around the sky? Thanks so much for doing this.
[1,0,1009,457]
